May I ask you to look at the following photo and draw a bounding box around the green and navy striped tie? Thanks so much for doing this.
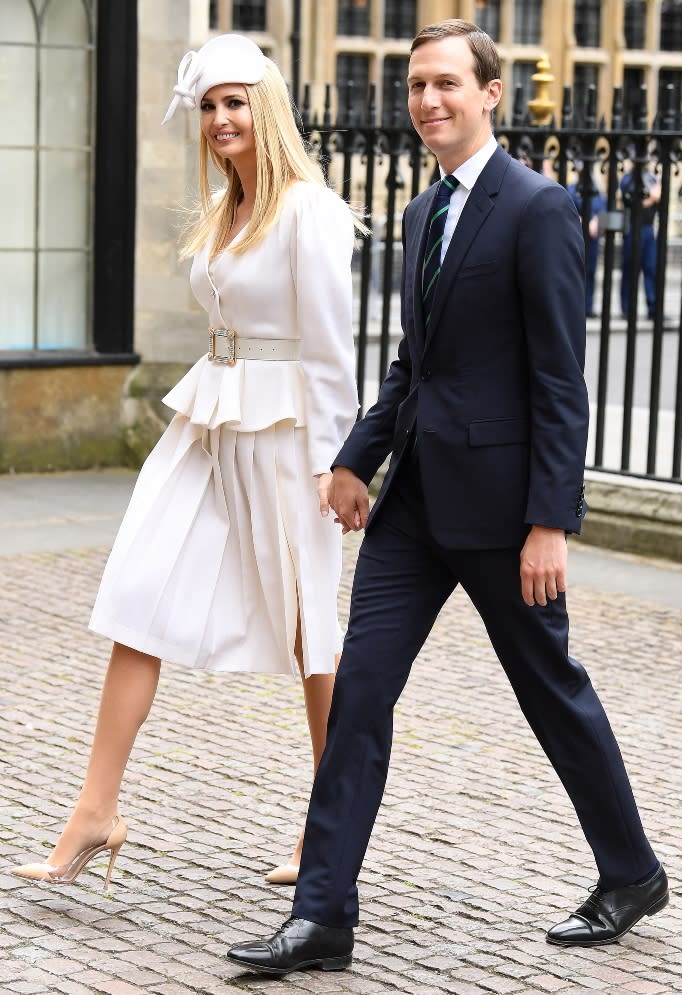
[422,173,458,325]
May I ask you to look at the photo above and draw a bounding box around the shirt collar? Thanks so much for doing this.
[439,134,499,191]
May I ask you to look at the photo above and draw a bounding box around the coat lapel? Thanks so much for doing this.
[424,145,509,350]
[410,185,439,350]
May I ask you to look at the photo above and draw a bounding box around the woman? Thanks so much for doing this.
[12,34,360,889]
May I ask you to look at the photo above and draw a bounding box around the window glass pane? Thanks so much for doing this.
[384,0,415,39]
[382,55,409,125]
[512,62,536,105]
[0,252,35,349]
[660,0,682,52]
[39,150,89,248]
[623,66,645,126]
[0,150,36,248]
[209,0,218,29]
[624,0,646,48]
[42,0,90,45]
[0,2,36,43]
[232,0,266,32]
[573,64,599,123]
[474,0,501,41]
[40,48,89,147]
[337,0,371,36]
[336,53,370,118]
[1,1,95,355]
[37,250,88,348]
[574,0,601,46]
[658,68,682,126]
[514,0,542,44]
[0,44,37,145]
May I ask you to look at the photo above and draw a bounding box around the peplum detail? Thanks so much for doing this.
[162,352,308,432]
[89,182,358,676]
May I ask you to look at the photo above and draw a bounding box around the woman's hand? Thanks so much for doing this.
[316,472,333,517]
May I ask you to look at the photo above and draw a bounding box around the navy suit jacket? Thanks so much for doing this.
[335,144,589,549]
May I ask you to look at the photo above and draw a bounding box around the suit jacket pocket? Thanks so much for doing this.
[468,417,529,447]
[459,260,498,277]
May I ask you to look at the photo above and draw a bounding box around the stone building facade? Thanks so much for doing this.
[1,0,680,471]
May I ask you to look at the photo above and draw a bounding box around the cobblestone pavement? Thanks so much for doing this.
[0,532,680,995]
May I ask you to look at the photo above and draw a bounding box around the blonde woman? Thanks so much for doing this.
[12,34,360,889]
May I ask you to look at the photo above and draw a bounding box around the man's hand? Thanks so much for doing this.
[327,466,370,534]
[520,525,567,607]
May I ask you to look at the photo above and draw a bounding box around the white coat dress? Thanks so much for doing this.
[89,181,359,678]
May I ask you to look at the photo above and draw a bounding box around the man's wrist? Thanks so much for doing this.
[529,524,566,536]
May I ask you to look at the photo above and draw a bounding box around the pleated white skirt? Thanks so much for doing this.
[89,415,343,677]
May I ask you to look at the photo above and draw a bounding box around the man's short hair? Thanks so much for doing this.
[411,19,501,89]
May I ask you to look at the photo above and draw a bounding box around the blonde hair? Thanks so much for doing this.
[182,60,339,259]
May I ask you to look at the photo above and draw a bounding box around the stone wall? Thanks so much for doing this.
[134,0,204,366]
[0,365,136,472]
[121,0,209,458]
[580,471,682,562]
[0,0,201,474]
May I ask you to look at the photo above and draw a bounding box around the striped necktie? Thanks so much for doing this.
[422,173,458,326]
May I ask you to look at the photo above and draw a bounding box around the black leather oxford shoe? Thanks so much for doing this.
[546,864,669,946]
[226,917,353,975]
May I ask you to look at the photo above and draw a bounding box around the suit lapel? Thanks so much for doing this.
[424,145,509,350]
[410,185,438,350]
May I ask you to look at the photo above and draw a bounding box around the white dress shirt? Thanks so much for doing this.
[439,134,499,263]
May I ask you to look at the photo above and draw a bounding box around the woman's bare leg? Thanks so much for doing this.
[48,641,160,865]
[289,618,339,866]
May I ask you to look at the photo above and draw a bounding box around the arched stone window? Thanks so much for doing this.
[513,0,542,45]
[0,0,96,351]
[475,0,501,42]
[624,0,647,49]
[574,0,602,47]
[660,0,682,52]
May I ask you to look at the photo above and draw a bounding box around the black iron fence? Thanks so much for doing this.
[300,80,682,484]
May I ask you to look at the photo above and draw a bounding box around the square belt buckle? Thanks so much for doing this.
[208,327,236,366]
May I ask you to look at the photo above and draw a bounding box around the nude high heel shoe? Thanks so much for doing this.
[265,826,303,885]
[11,815,128,890]
[265,862,299,885]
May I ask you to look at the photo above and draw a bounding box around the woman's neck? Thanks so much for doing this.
[233,163,257,215]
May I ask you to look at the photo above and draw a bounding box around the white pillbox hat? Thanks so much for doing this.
[162,33,267,125]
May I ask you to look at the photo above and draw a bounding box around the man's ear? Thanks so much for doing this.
[485,79,502,112]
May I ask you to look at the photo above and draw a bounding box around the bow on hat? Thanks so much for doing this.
[162,50,203,124]
[162,34,267,125]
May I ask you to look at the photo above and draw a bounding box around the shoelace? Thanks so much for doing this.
[583,883,605,914]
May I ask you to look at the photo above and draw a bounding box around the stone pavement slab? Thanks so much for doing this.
[0,470,139,556]
[1,469,681,606]
[0,497,680,994]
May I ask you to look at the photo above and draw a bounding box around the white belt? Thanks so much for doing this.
[207,328,300,365]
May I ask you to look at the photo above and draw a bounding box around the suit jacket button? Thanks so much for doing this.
[420,370,431,382]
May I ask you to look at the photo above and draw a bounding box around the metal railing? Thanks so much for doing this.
[300,79,682,484]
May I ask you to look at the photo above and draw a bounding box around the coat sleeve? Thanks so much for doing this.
[291,185,359,476]
[333,210,414,484]
[516,183,590,532]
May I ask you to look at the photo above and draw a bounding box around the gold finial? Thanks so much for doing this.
[527,54,555,126]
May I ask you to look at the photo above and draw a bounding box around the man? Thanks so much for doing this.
[620,159,661,319]
[567,172,607,317]
[227,20,667,976]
